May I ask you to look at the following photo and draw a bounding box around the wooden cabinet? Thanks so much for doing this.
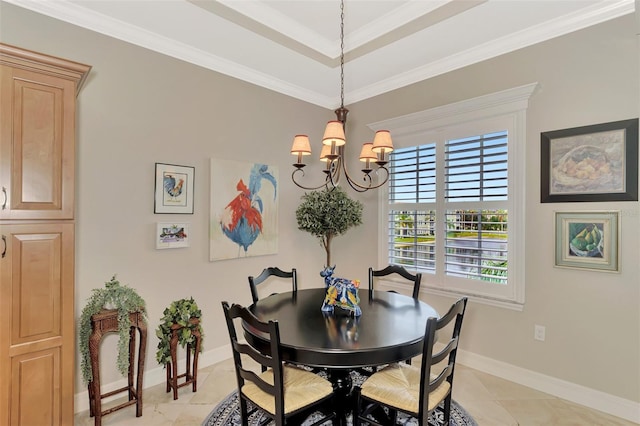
[0,44,90,426]
[0,223,75,426]
[0,44,89,220]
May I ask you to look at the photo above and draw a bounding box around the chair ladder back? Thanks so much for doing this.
[418,316,439,417]
[222,301,335,426]
[419,297,467,421]
[428,363,454,393]
[221,302,285,412]
[431,337,459,365]
[369,265,422,299]
[249,267,297,304]
[412,273,422,299]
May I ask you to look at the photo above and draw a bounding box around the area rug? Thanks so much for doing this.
[202,370,477,426]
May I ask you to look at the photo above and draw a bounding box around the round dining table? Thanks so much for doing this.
[244,287,439,424]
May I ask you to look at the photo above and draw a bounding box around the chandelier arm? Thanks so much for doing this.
[291,168,331,191]
[340,160,390,192]
[292,159,390,193]
[330,156,343,184]
[320,158,341,190]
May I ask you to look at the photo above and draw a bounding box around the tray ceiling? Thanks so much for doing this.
[3,0,634,108]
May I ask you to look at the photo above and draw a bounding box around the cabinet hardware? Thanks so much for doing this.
[1,235,6,258]
[1,186,6,210]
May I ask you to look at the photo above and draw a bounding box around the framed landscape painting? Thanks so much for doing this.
[555,211,619,272]
[541,118,638,202]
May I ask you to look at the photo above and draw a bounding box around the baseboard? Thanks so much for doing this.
[74,344,639,424]
[74,344,231,414]
[457,349,640,424]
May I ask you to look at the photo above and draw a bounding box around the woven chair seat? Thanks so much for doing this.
[242,364,333,415]
[223,301,335,425]
[360,357,451,414]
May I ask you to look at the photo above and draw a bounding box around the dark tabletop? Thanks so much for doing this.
[245,288,439,369]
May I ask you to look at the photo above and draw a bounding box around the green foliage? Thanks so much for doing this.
[481,260,508,283]
[79,275,147,385]
[296,186,363,266]
[155,297,203,366]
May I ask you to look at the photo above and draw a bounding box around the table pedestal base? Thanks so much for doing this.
[329,369,354,426]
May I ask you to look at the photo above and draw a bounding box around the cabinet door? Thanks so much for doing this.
[0,222,75,426]
[0,65,76,220]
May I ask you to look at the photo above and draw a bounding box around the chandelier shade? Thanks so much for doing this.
[291,134,312,167]
[320,144,332,162]
[359,143,376,162]
[372,130,394,154]
[359,142,377,173]
[322,121,346,146]
[291,135,311,154]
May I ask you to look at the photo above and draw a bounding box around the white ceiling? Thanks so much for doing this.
[4,0,634,109]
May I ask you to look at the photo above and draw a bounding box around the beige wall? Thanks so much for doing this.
[1,1,638,413]
[349,13,639,403]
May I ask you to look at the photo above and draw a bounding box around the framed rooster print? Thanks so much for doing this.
[154,163,195,214]
[209,158,278,261]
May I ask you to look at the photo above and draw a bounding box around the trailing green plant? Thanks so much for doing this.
[296,186,363,267]
[155,297,203,366]
[79,275,147,385]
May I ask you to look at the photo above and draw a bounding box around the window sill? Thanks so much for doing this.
[421,286,524,311]
[378,280,524,311]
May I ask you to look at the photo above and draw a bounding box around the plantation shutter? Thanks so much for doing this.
[444,131,508,283]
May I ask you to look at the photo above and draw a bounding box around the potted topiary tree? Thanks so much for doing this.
[296,186,363,267]
[79,275,147,385]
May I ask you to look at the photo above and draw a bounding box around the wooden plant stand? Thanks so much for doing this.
[166,318,202,400]
[87,309,147,426]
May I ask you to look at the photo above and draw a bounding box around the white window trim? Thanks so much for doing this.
[370,83,538,311]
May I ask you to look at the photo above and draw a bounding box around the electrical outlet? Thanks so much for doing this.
[534,324,546,341]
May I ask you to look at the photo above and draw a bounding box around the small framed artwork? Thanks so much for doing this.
[555,211,619,272]
[156,223,189,249]
[541,118,638,202]
[154,163,195,214]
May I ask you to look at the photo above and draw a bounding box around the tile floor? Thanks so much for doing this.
[74,358,638,426]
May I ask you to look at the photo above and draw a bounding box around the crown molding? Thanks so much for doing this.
[4,0,634,109]
[348,0,634,105]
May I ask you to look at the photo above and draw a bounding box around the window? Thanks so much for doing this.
[374,84,537,308]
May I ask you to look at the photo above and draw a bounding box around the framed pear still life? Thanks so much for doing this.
[154,163,195,214]
[540,118,638,202]
[555,211,619,272]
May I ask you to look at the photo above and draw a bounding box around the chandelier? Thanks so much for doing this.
[290,0,393,192]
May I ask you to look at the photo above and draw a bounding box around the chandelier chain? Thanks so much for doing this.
[289,0,392,192]
[339,0,345,109]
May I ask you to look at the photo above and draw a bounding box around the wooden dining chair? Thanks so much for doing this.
[248,267,297,304]
[354,297,468,426]
[366,265,422,369]
[368,265,422,300]
[221,301,336,426]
